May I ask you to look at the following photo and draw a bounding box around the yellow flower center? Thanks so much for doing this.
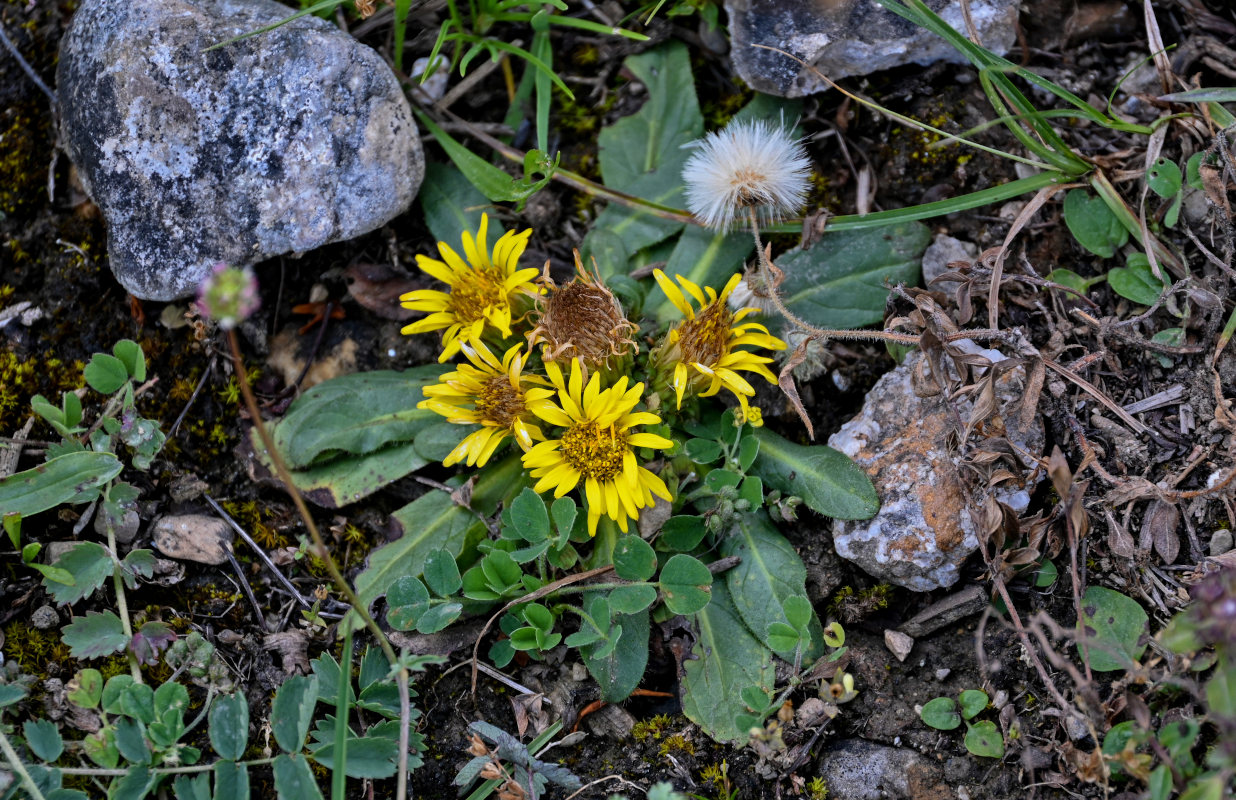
[560,421,626,482]
[475,374,523,428]
[678,300,731,366]
[449,267,506,324]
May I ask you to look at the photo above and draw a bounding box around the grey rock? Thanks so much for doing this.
[57,0,423,300]
[921,234,979,287]
[725,0,1018,98]
[815,739,953,800]
[828,350,1043,591]
[31,605,59,630]
[96,506,141,544]
[1211,529,1234,557]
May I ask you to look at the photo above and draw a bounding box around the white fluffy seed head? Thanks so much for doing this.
[681,119,812,232]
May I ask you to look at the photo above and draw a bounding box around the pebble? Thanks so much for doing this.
[151,514,234,565]
[57,0,423,300]
[934,668,951,681]
[1210,529,1234,557]
[31,605,59,630]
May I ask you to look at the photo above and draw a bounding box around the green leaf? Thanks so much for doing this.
[84,353,128,395]
[1204,658,1236,718]
[270,674,320,753]
[782,595,812,632]
[414,603,462,634]
[23,718,64,762]
[1185,152,1205,190]
[608,584,657,615]
[964,720,1005,758]
[272,754,325,800]
[1108,253,1166,305]
[67,669,103,709]
[112,340,146,383]
[1078,586,1149,671]
[1149,764,1172,800]
[681,582,775,742]
[213,761,249,800]
[414,112,555,208]
[209,692,250,762]
[1178,774,1226,800]
[108,764,156,800]
[114,716,151,764]
[423,549,462,597]
[1033,560,1059,588]
[418,161,507,247]
[62,611,128,659]
[684,439,723,464]
[386,577,430,631]
[507,488,551,542]
[919,696,962,730]
[659,554,713,615]
[348,490,481,631]
[308,720,400,778]
[1147,158,1182,199]
[0,451,123,518]
[260,440,428,510]
[774,222,929,331]
[1045,268,1096,295]
[752,428,879,520]
[958,689,988,720]
[613,534,657,581]
[118,681,156,724]
[412,420,476,462]
[173,774,211,800]
[721,513,822,660]
[1063,188,1129,258]
[271,368,445,469]
[765,622,802,653]
[46,542,113,605]
[658,515,707,552]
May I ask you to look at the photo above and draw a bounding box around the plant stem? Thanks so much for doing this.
[225,330,412,800]
[0,727,48,800]
[104,485,143,684]
[0,757,279,778]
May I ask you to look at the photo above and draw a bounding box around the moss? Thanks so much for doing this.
[658,733,694,757]
[0,100,52,217]
[632,712,671,742]
[0,346,85,436]
[828,583,894,623]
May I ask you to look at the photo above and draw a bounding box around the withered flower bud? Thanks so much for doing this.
[526,251,637,373]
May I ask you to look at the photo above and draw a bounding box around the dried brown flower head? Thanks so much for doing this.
[526,251,637,371]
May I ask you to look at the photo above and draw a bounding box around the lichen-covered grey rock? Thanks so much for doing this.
[57,0,423,300]
[828,349,1042,591]
[724,0,1018,97]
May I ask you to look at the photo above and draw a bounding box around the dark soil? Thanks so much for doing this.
[3,1,1236,798]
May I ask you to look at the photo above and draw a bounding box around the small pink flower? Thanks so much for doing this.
[196,263,260,330]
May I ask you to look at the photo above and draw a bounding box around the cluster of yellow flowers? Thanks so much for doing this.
[401,214,786,536]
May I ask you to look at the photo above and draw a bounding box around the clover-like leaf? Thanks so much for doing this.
[964,720,1005,758]
[919,696,961,731]
[659,555,713,615]
[62,611,128,660]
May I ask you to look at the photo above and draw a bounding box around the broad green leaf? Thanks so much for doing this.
[173,774,210,800]
[582,603,650,703]
[348,490,481,631]
[114,717,151,764]
[46,542,113,605]
[613,534,657,581]
[412,420,476,462]
[775,222,929,331]
[61,611,128,659]
[1178,774,1226,800]
[214,760,250,800]
[721,513,822,661]
[1078,586,1148,671]
[681,583,775,742]
[608,584,657,614]
[272,754,325,800]
[67,669,103,709]
[270,675,320,753]
[112,339,146,383]
[1205,655,1236,718]
[271,368,445,469]
[255,438,427,510]
[308,722,400,778]
[83,353,128,395]
[108,765,156,800]
[418,161,507,247]
[752,428,879,520]
[684,438,723,464]
[1149,765,1171,800]
[209,692,250,761]
[423,549,462,597]
[23,718,64,761]
[386,577,431,631]
[649,227,752,322]
[919,696,961,730]
[507,488,550,542]
[1108,253,1166,306]
[659,554,713,615]
[1146,157,1182,199]
[964,720,1005,758]
[1063,188,1128,258]
[765,622,802,654]
[0,451,122,518]
[1045,268,1095,295]
[658,515,708,552]
[958,689,988,720]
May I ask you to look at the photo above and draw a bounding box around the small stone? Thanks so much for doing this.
[95,507,141,545]
[934,668,951,681]
[814,739,953,800]
[31,605,59,630]
[151,514,234,565]
[1210,529,1234,557]
[829,352,1043,591]
[884,629,915,662]
[57,0,424,300]
[725,0,1018,98]
[921,235,978,287]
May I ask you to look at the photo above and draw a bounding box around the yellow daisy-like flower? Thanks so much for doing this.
[419,341,551,467]
[400,214,541,362]
[653,269,787,412]
[522,359,674,536]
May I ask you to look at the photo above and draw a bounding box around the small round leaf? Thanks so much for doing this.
[964,720,1005,758]
[919,697,961,731]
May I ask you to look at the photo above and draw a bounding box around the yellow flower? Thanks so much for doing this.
[522,359,674,536]
[653,269,786,412]
[419,341,551,467]
[400,214,541,362]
